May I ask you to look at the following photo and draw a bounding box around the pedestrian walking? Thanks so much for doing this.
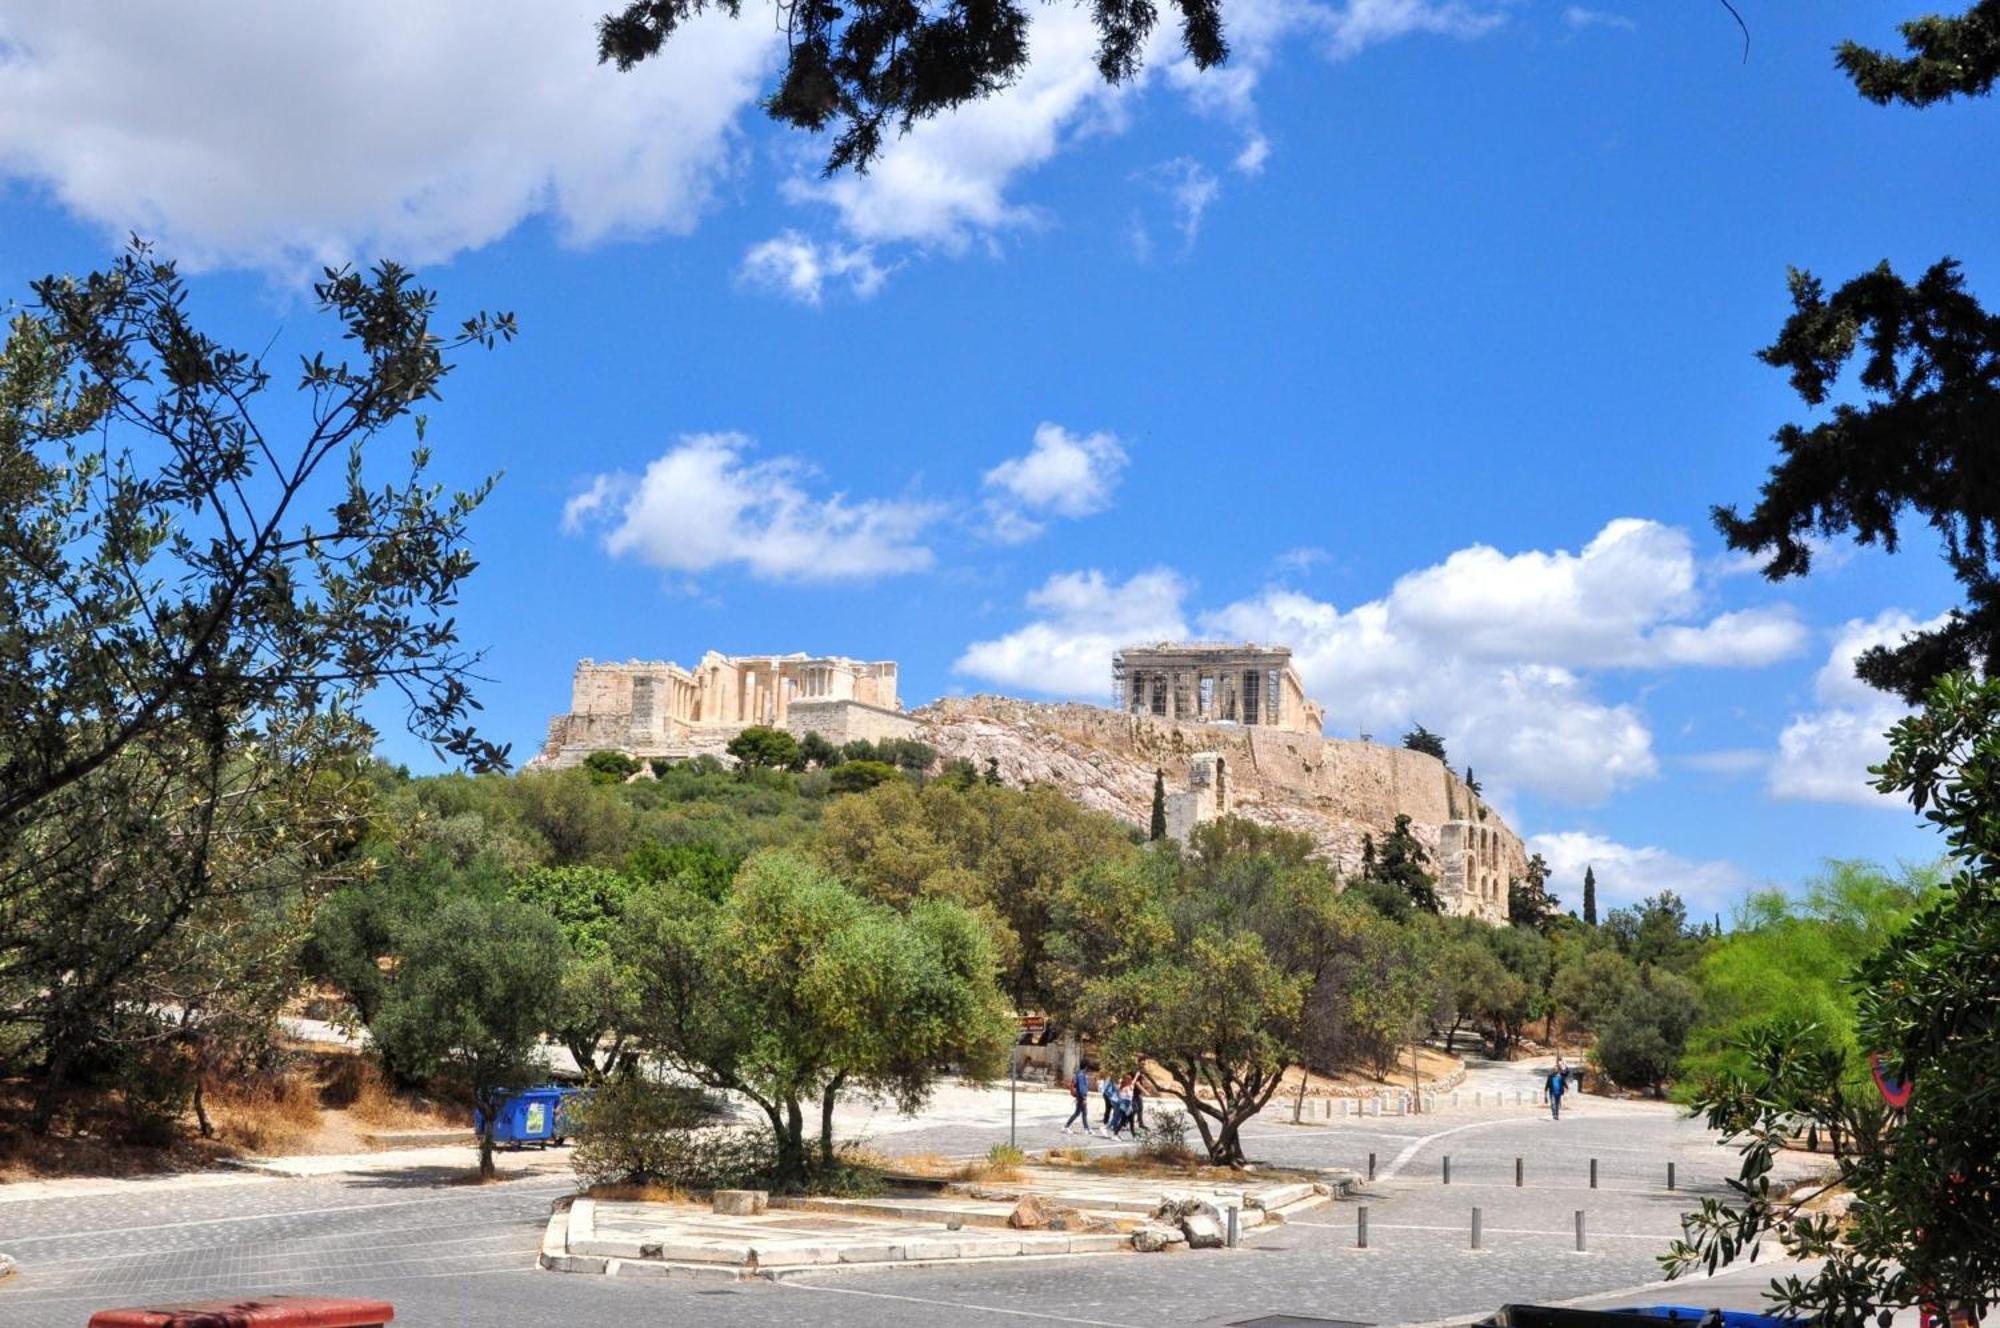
[1129,1073,1146,1132]
[1113,1073,1137,1138]
[1063,1062,1092,1134]
[1101,1071,1122,1134]
[1546,1061,1568,1121]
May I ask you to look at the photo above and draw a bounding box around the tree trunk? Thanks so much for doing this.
[818,1072,847,1170]
[477,1090,497,1180]
[193,1078,213,1140]
[30,1035,79,1135]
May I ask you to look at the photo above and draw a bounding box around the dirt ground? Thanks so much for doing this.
[0,1046,470,1182]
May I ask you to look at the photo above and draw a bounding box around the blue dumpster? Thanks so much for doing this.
[475,1085,583,1148]
[1614,1309,1803,1328]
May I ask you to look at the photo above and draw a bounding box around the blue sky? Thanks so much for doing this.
[1,1,1986,917]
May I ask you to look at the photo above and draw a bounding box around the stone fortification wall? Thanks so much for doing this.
[784,699,919,746]
[912,696,1522,923]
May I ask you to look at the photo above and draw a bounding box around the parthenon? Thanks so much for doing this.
[1111,643,1325,735]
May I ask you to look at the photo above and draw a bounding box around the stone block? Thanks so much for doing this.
[1132,1224,1179,1252]
[713,1189,768,1216]
[836,1243,905,1264]
[1008,1194,1054,1229]
[1180,1213,1224,1249]
[748,1243,839,1268]
[901,1238,964,1261]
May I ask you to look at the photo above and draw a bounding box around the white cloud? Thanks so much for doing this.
[0,3,779,275]
[1388,519,1807,669]
[1139,157,1224,250]
[1562,6,1636,31]
[738,231,889,304]
[1767,610,1947,806]
[1207,589,1658,803]
[565,433,941,583]
[1530,830,1750,918]
[784,5,1130,250]
[787,0,1501,252]
[980,423,1129,542]
[956,519,1807,806]
[954,569,1189,696]
[1274,545,1331,575]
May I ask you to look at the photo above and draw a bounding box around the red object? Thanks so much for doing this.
[1869,1050,1914,1109]
[88,1297,394,1328]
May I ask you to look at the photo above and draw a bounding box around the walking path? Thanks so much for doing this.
[1,1054,1840,1328]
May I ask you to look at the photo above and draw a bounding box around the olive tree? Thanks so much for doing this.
[371,896,567,1179]
[0,246,511,1123]
[620,850,1012,1182]
[1050,819,1346,1165]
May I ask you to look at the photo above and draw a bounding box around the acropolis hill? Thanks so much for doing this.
[530,642,1524,923]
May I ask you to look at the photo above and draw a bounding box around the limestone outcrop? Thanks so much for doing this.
[911,696,1523,923]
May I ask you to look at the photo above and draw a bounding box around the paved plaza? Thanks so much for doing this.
[0,1057,1831,1328]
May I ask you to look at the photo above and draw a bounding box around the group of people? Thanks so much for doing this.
[1062,1065,1146,1137]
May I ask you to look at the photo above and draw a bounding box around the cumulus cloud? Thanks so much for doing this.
[564,433,942,583]
[981,423,1129,542]
[1387,519,1806,669]
[738,231,889,304]
[0,3,779,275]
[1767,610,1949,806]
[957,519,1805,805]
[955,569,1189,696]
[1529,830,1750,918]
[1207,589,1657,803]
[786,0,1500,252]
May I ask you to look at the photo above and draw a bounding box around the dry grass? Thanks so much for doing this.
[317,1055,460,1129]
[206,1074,322,1154]
[585,1181,692,1204]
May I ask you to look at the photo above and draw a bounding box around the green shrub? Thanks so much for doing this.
[570,1074,768,1190]
[583,750,641,784]
[1139,1107,1195,1164]
[828,759,899,793]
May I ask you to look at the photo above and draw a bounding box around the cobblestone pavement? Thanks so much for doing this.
[0,1057,1828,1328]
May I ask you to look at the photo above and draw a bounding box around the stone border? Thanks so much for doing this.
[538,1186,1335,1281]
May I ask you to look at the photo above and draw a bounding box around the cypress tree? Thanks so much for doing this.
[1149,769,1168,840]
[1583,865,1598,926]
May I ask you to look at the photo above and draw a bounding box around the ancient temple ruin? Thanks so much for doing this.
[528,651,915,769]
[1112,643,1325,735]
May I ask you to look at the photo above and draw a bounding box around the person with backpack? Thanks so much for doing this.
[1063,1063,1094,1134]
[1546,1060,1569,1121]
[1102,1070,1122,1134]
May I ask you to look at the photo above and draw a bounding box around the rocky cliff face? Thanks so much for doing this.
[911,696,1523,923]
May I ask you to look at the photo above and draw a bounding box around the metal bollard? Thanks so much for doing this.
[1474,1090,1483,1107]
[1453,1091,1461,1108]
[1368,1151,1377,1181]
[1515,1156,1524,1187]
[1226,1205,1241,1248]
[1357,1205,1370,1249]
[1471,1206,1482,1250]
[1667,1161,1676,1191]
[1575,1210,1586,1252]
[1443,1155,1451,1185]
[1341,1098,1351,1119]
[1589,1158,1598,1189]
